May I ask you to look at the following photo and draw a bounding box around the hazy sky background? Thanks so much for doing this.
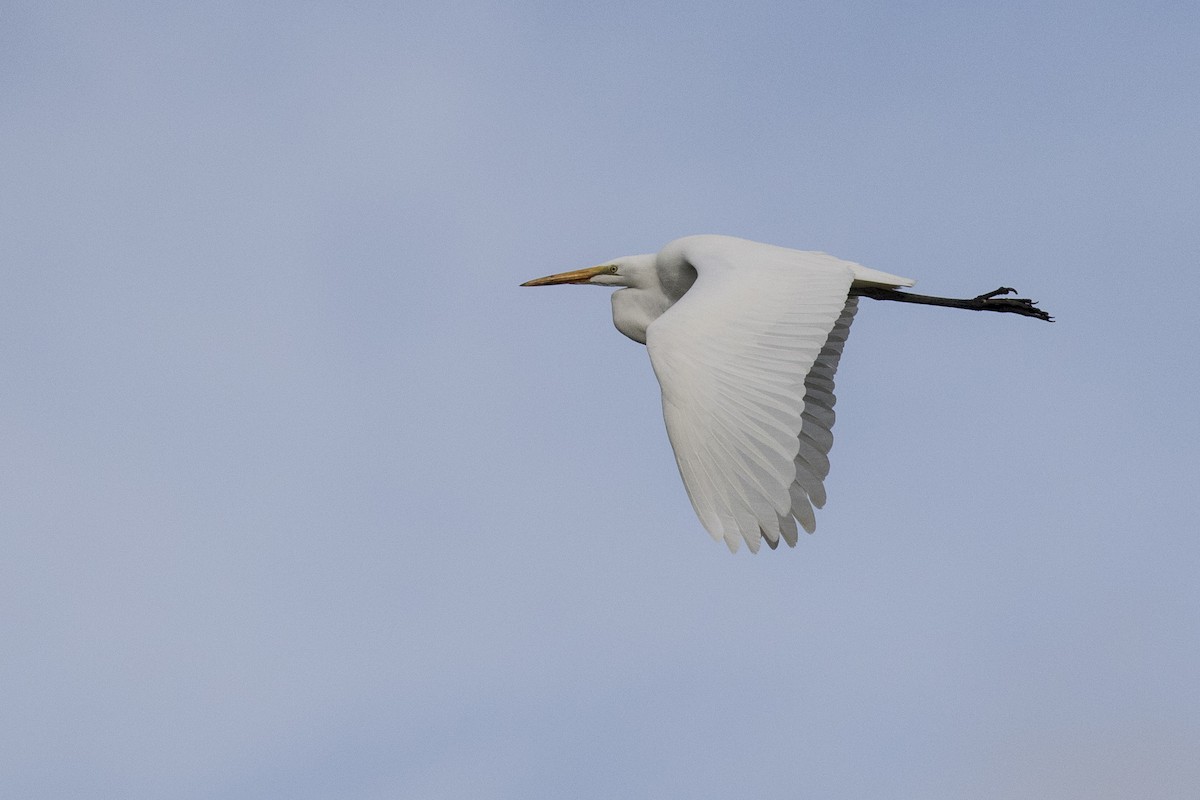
[3,2,1199,798]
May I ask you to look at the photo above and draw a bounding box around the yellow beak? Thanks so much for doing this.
[520,265,613,286]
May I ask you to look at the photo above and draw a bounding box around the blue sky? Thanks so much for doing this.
[3,2,1199,797]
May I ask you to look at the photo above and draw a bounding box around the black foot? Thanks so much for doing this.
[974,287,1054,322]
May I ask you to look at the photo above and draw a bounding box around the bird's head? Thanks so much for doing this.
[520,255,654,289]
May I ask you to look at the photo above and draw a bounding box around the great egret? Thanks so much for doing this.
[522,235,1050,553]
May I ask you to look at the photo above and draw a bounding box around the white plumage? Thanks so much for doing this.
[523,235,915,553]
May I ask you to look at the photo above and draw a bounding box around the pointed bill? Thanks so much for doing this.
[520,265,614,286]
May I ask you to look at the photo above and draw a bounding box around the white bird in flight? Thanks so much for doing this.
[522,235,1050,553]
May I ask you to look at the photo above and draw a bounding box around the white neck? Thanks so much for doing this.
[606,254,670,344]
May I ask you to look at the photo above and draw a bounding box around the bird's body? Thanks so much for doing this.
[598,237,914,345]
[522,235,1049,553]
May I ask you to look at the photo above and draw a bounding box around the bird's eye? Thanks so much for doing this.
[607,265,619,274]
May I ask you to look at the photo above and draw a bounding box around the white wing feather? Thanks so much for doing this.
[646,237,859,553]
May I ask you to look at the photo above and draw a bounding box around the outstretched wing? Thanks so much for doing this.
[646,237,857,553]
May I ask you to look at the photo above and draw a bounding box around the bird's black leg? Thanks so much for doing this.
[850,286,1054,322]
